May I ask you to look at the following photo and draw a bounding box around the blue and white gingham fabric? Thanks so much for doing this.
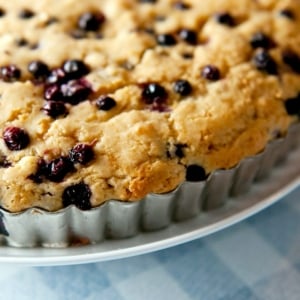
[1,186,300,300]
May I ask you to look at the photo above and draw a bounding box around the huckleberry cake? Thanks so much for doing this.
[0,0,299,215]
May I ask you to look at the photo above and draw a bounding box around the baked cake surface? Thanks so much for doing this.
[0,0,299,212]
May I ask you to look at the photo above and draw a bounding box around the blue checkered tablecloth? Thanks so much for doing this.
[0,186,300,300]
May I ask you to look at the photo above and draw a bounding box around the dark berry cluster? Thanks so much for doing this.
[44,65,92,106]
[140,80,194,111]
[46,157,75,182]
[156,28,198,47]
[29,144,94,183]
[28,59,92,117]
[28,157,74,183]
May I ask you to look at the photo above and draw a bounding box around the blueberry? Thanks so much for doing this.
[186,164,207,181]
[96,96,117,111]
[250,32,274,49]
[201,65,221,81]
[62,182,92,210]
[28,60,50,79]
[215,12,235,27]
[156,34,177,46]
[282,50,300,73]
[77,12,105,31]
[3,127,30,151]
[253,50,278,75]
[45,157,74,182]
[16,38,28,47]
[47,68,68,85]
[173,79,192,96]
[141,83,168,104]
[279,9,295,20]
[178,29,197,45]
[69,144,94,165]
[42,101,68,118]
[19,9,34,19]
[0,65,21,82]
[62,59,90,79]
[60,79,92,105]
[44,84,63,101]
[182,53,193,59]
[284,94,300,116]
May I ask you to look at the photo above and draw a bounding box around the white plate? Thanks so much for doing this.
[0,146,299,266]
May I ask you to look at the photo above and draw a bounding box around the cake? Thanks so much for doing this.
[0,0,299,214]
